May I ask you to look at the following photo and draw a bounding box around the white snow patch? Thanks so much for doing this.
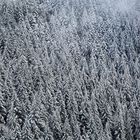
[115,0,136,13]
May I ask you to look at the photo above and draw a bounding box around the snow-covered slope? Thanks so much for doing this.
[0,0,140,140]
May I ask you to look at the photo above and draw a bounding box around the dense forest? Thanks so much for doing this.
[0,0,140,140]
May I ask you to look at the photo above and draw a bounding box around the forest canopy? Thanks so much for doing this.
[0,0,140,140]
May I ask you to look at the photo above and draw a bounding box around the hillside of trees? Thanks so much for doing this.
[0,0,140,140]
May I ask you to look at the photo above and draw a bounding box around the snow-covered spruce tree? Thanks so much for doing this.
[0,0,140,140]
